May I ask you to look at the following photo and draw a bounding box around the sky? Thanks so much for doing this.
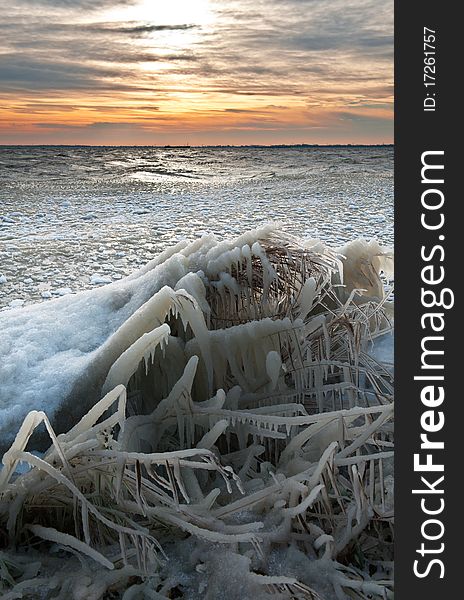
[0,0,393,145]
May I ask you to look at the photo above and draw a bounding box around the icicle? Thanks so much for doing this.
[297,277,317,320]
[283,484,324,518]
[175,291,214,394]
[266,350,282,391]
[196,420,228,450]
[251,241,277,305]
[28,524,114,570]
[174,272,211,318]
[102,324,171,394]
[241,244,253,287]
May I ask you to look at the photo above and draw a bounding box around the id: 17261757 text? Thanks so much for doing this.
[424,27,437,112]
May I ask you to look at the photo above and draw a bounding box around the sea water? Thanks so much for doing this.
[0,145,393,309]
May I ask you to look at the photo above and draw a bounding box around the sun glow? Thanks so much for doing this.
[104,0,214,29]
[100,0,214,60]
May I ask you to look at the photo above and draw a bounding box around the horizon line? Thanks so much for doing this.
[1,143,394,148]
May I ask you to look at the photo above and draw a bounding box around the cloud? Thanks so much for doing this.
[0,0,393,143]
[89,23,198,35]
[18,0,136,9]
[223,108,264,113]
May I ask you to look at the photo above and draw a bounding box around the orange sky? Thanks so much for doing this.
[0,0,393,145]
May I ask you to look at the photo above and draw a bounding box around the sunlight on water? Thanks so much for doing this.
[0,146,393,309]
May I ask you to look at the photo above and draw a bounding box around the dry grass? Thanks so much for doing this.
[0,232,394,599]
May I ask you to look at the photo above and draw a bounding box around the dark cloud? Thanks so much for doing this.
[0,57,123,88]
[224,108,264,113]
[35,121,147,130]
[337,111,392,123]
[88,23,198,35]
[19,0,136,9]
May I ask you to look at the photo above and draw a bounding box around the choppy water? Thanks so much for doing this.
[0,145,393,309]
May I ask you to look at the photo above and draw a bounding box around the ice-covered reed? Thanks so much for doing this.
[0,228,393,599]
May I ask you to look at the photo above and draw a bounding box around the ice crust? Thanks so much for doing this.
[0,226,392,450]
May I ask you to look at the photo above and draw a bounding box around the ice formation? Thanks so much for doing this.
[0,227,394,599]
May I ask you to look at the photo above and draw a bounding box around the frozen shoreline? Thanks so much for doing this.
[0,225,394,599]
[0,226,393,450]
